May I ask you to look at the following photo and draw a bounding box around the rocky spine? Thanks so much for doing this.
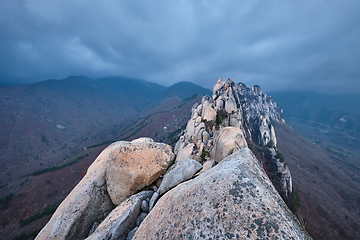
[36,79,309,240]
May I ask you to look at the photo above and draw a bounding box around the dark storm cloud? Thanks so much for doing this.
[0,0,359,93]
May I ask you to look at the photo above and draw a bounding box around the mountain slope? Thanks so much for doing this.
[0,76,208,240]
[270,91,360,170]
[274,121,360,240]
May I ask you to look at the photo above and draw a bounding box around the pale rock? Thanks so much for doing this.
[213,78,225,95]
[133,148,311,240]
[195,116,202,124]
[194,122,205,142]
[195,159,215,176]
[201,101,217,122]
[35,141,127,240]
[174,136,184,155]
[175,143,194,163]
[224,94,237,114]
[158,158,202,195]
[195,104,203,116]
[202,131,210,142]
[229,115,241,128]
[130,137,154,144]
[270,124,277,147]
[184,119,196,141]
[215,98,224,111]
[211,127,248,163]
[194,142,204,162]
[196,139,202,149]
[106,139,174,205]
[191,103,199,117]
[86,191,153,240]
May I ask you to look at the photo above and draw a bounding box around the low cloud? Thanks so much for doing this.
[0,0,359,94]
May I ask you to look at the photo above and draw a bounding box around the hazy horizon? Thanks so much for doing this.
[1,1,360,94]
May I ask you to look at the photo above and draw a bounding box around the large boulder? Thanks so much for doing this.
[213,77,225,95]
[133,148,311,240]
[35,141,123,240]
[201,101,217,122]
[158,158,202,195]
[175,143,194,163]
[106,138,174,205]
[86,191,153,240]
[211,126,248,163]
[36,138,174,240]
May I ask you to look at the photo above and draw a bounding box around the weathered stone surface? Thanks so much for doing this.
[224,93,237,114]
[202,130,210,142]
[213,77,225,95]
[148,192,159,211]
[196,159,215,176]
[86,191,153,240]
[106,138,174,205]
[184,119,196,141]
[36,138,173,240]
[126,227,138,240]
[158,158,202,195]
[211,126,248,163]
[135,213,147,227]
[133,148,311,240]
[140,200,149,213]
[35,141,124,240]
[175,143,194,163]
[201,101,217,122]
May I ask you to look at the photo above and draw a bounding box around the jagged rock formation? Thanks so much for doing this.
[36,78,310,240]
[175,78,292,199]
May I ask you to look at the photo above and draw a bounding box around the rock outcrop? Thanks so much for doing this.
[133,148,310,240]
[85,191,153,240]
[37,78,310,240]
[175,78,292,200]
[36,138,174,240]
[157,158,202,195]
[210,126,248,163]
[106,138,174,205]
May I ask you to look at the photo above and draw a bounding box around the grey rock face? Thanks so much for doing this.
[140,200,149,213]
[133,148,311,240]
[126,227,138,240]
[135,213,148,226]
[148,192,159,211]
[86,191,153,240]
[157,158,202,195]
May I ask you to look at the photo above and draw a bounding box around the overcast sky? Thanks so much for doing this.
[0,0,359,94]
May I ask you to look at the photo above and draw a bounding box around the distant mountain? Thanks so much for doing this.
[161,81,212,100]
[270,91,360,130]
[0,76,210,240]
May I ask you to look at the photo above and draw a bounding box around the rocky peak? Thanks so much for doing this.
[35,79,309,240]
[176,78,292,200]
